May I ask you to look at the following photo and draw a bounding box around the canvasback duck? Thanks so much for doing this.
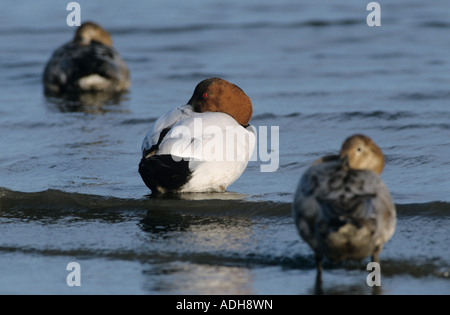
[292,134,396,275]
[43,22,130,95]
[139,77,255,194]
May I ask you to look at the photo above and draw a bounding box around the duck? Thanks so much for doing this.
[43,21,130,96]
[292,134,396,275]
[139,77,255,194]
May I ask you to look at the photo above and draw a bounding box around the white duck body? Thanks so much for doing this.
[140,104,255,193]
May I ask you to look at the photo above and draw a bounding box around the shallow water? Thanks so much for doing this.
[0,0,449,294]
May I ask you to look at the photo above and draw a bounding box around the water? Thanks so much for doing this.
[0,0,449,294]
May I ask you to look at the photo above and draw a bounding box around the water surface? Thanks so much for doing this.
[0,0,449,294]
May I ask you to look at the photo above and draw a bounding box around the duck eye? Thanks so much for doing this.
[202,93,208,99]
[356,147,362,152]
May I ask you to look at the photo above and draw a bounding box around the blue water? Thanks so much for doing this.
[0,0,449,294]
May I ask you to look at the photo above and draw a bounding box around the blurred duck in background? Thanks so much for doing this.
[43,21,130,97]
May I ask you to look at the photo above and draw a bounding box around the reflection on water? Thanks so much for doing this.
[143,262,254,294]
[44,92,129,114]
[140,207,254,252]
[145,191,251,201]
[139,203,256,294]
[0,186,448,294]
[312,278,383,295]
[308,264,386,295]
